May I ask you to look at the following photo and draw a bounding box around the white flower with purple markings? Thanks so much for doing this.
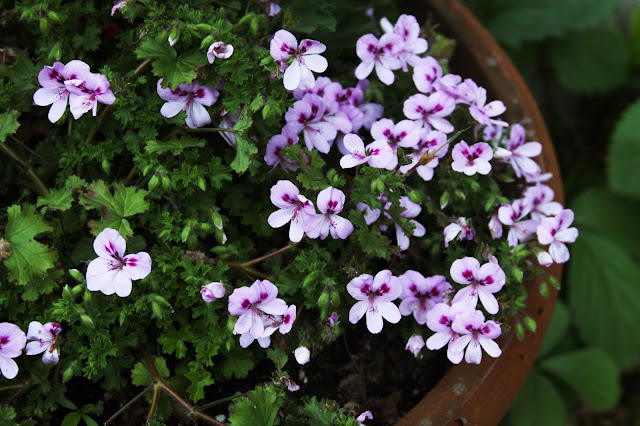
[450,257,505,315]
[157,78,219,129]
[348,270,402,334]
[26,321,61,365]
[398,271,452,324]
[270,29,328,90]
[449,310,502,364]
[304,186,354,240]
[267,180,315,243]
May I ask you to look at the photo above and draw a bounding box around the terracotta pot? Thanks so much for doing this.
[396,1,564,425]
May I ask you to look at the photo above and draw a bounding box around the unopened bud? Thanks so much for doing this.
[148,175,159,191]
[39,18,49,34]
[101,159,111,174]
[523,316,537,333]
[197,177,206,191]
[68,269,85,282]
[161,176,171,190]
[440,191,449,209]
[212,210,223,230]
[80,314,94,328]
[515,322,525,340]
[317,292,329,310]
[47,10,61,23]
[181,226,191,242]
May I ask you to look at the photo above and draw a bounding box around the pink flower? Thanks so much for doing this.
[498,199,538,247]
[284,94,336,153]
[370,118,420,150]
[413,56,443,93]
[65,71,116,119]
[357,411,373,425]
[500,124,542,178]
[201,282,226,302]
[264,127,299,171]
[394,196,426,250]
[0,323,26,379]
[536,250,554,267]
[347,270,402,334]
[450,310,502,364]
[207,42,234,63]
[305,187,354,240]
[405,335,425,357]
[157,78,219,129]
[380,14,428,71]
[294,346,310,365]
[270,29,328,90]
[398,271,452,324]
[398,129,448,181]
[451,141,493,176]
[537,209,579,264]
[86,228,152,297]
[228,280,287,339]
[450,257,505,315]
[111,0,128,15]
[403,92,456,133]
[33,60,91,123]
[425,301,474,364]
[25,321,61,365]
[523,183,562,221]
[339,133,396,169]
[488,212,503,239]
[355,33,404,85]
[267,180,315,242]
[443,217,474,247]
[279,376,300,391]
[467,81,507,127]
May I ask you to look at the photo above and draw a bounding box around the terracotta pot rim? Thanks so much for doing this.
[396,1,563,425]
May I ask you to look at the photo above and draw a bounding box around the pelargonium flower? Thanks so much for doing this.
[413,56,443,93]
[450,257,506,315]
[354,33,404,85]
[267,180,315,242]
[488,212,503,239]
[500,124,542,178]
[450,310,502,364]
[405,335,425,357]
[86,228,152,298]
[398,129,448,181]
[294,346,310,365]
[339,133,396,169]
[451,140,493,176]
[498,199,538,247]
[228,280,287,339]
[25,321,61,365]
[238,316,273,349]
[201,282,226,302]
[467,81,507,127]
[398,271,452,324]
[537,209,579,264]
[0,322,26,379]
[111,0,128,15]
[403,92,456,133]
[380,14,428,71]
[33,60,91,123]
[347,270,402,334]
[305,187,354,240]
[443,217,474,247]
[207,41,234,63]
[284,94,336,153]
[425,301,474,364]
[370,118,420,151]
[280,376,300,392]
[523,183,563,221]
[65,71,116,119]
[357,411,374,425]
[157,78,219,129]
[264,126,299,172]
[270,29,328,90]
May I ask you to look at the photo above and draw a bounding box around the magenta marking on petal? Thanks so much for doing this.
[360,284,371,295]
[259,292,269,301]
[439,315,451,326]
[482,276,494,285]
[378,283,390,295]
[0,336,8,345]
[283,314,291,323]
[466,324,474,332]
[481,325,491,334]
[462,270,474,280]
[409,283,418,294]
[241,299,251,309]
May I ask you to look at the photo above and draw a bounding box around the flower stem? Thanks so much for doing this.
[223,261,271,280]
[142,348,225,426]
[0,143,49,196]
[241,244,295,267]
[195,392,245,412]
[186,127,239,133]
[104,385,152,425]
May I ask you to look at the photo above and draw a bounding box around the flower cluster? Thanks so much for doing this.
[0,321,62,379]
[33,60,115,123]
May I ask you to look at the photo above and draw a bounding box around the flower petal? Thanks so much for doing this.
[93,228,126,260]
[123,251,152,280]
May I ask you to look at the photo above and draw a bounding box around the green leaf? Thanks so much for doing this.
[607,98,640,197]
[145,136,205,154]
[571,188,640,257]
[288,1,337,33]
[567,231,640,370]
[539,348,621,409]
[131,362,153,386]
[79,181,149,238]
[504,368,568,426]
[301,397,340,426]
[185,362,215,402]
[154,356,170,378]
[82,416,99,426]
[3,204,56,285]
[0,110,19,142]
[0,54,37,111]
[230,133,258,174]
[486,0,621,46]
[548,28,628,93]
[208,157,233,189]
[229,387,281,426]
[630,7,640,66]
[266,348,288,372]
[37,186,74,211]
[537,300,570,359]
[61,412,82,426]
[222,349,255,379]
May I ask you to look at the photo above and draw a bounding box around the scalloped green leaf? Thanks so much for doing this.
[607,98,640,197]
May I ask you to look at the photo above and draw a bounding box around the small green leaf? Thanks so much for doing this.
[82,416,99,426]
[540,348,621,410]
[228,386,281,426]
[0,110,20,142]
[629,7,640,66]
[230,133,258,174]
[222,349,255,379]
[131,362,153,386]
[3,204,56,285]
[145,136,205,155]
[37,186,74,211]
[61,412,82,426]
[608,99,640,197]
[154,357,170,378]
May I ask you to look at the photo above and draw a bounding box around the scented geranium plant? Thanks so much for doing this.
[0,0,576,424]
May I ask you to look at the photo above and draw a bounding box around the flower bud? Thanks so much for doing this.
[68,269,85,282]
[201,282,226,302]
[227,315,236,333]
[181,226,191,242]
[523,316,537,333]
[515,322,525,340]
[317,292,329,310]
[168,26,180,46]
[148,174,159,191]
[101,159,111,174]
[62,285,74,302]
[440,191,449,209]
[197,177,206,191]
[201,34,215,49]
[539,282,549,298]
[294,346,310,365]
[161,176,171,191]
[47,10,61,23]
[330,290,340,306]
[408,190,422,205]
[80,314,94,328]
[39,18,49,34]
[405,335,425,357]
[71,284,84,296]
[212,210,223,230]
